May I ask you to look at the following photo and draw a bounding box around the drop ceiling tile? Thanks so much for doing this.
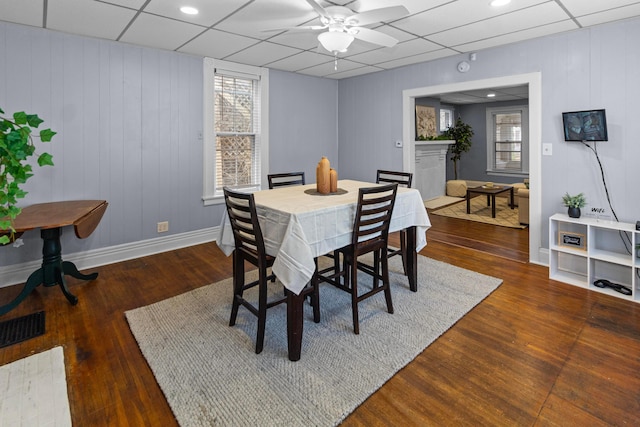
[427,2,569,47]
[393,0,551,37]
[576,3,640,27]
[178,29,258,58]
[224,41,302,67]
[100,0,147,8]
[47,0,136,40]
[454,20,578,53]
[371,24,419,43]
[215,0,318,39]
[346,37,441,65]
[266,51,333,72]
[267,30,321,50]
[376,48,457,69]
[143,0,252,27]
[120,13,205,51]
[351,0,450,16]
[297,58,364,77]
[329,65,384,79]
[0,0,43,27]
[560,0,640,17]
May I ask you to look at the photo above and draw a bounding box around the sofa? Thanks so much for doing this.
[445,179,529,224]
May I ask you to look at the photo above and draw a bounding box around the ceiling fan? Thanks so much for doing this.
[273,0,410,68]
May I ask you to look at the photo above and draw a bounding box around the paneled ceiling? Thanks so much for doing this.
[1,0,639,80]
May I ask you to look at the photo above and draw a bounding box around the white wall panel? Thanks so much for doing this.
[338,16,640,254]
[0,22,217,267]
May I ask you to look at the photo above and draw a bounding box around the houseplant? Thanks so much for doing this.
[0,107,55,244]
[562,192,586,218]
[443,116,474,179]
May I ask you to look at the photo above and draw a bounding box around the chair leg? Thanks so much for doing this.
[255,268,269,354]
[229,251,244,326]
[312,280,321,323]
[382,251,394,314]
[350,260,360,335]
[400,230,408,275]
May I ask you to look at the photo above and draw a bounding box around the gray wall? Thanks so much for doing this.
[2,16,639,267]
[0,22,337,267]
[269,70,338,180]
[338,17,640,250]
[452,100,529,183]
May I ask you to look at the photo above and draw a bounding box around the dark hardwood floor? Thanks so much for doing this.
[1,216,638,426]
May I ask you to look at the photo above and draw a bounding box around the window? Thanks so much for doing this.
[440,107,453,132]
[203,58,269,204]
[486,106,528,175]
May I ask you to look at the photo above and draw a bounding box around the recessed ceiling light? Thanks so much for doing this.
[487,93,496,97]
[490,0,511,6]
[180,6,199,15]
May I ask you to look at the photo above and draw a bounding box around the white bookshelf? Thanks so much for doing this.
[549,213,639,303]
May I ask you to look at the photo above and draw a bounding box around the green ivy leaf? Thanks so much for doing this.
[39,129,56,142]
[13,111,27,125]
[26,114,44,128]
[37,152,54,166]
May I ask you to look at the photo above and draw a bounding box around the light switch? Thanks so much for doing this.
[395,140,403,148]
[542,143,552,156]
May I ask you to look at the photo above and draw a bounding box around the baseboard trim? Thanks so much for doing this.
[0,227,220,288]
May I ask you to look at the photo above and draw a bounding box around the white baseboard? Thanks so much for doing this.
[0,227,220,288]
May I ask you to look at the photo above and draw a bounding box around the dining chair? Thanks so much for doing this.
[267,172,305,189]
[376,170,413,274]
[223,187,320,353]
[316,183,398,334]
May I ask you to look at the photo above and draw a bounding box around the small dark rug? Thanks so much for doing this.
[0,311,45,348]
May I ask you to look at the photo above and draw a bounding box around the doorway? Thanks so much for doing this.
[401,73,542,264]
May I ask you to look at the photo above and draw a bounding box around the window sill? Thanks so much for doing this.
[486,170,529,179]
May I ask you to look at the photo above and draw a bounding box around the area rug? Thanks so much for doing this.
[424,195,462,210]
[431,196,527,229]
[0,346,71,426]
[125,255,502,427]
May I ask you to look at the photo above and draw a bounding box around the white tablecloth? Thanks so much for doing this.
[217,180,431,295]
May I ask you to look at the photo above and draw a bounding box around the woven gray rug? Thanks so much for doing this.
[125,255,502,427]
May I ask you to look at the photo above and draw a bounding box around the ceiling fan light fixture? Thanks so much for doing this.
[318,31,354,53]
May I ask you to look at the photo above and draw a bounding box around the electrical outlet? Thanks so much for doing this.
[157,221,169,233]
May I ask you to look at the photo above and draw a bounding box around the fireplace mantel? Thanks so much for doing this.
[413,140,454,201]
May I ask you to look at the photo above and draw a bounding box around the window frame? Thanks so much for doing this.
[439,106,454,132]
[485,105,529,178]
[202,58,269,205]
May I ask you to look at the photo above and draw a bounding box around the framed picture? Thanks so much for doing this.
[558,231,586,250]
[415,105,436,139]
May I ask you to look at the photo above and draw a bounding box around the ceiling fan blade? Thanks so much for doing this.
[305,0,331,20]
[351,27,399,48]
[262,25,326,33]
[346,6,409,27]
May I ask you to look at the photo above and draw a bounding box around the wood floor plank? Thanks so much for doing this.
[0,216,638,426]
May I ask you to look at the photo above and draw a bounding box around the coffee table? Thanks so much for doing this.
[466,185,514,218]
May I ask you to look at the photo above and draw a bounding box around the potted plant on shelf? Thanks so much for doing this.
[443,116,473,180]
[0,107,55,244]
[562,192,586,218]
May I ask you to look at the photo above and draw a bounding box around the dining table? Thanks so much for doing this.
[217,179,431,361]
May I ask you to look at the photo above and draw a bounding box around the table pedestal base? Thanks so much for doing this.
[0,228,98,315]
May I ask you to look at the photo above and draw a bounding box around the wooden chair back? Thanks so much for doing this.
[352,183,398,254]
[268,172,306,189]
[223,188,266,266]
[376,170,412,188]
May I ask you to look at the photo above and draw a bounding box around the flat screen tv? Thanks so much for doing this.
[562,109,608,141]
